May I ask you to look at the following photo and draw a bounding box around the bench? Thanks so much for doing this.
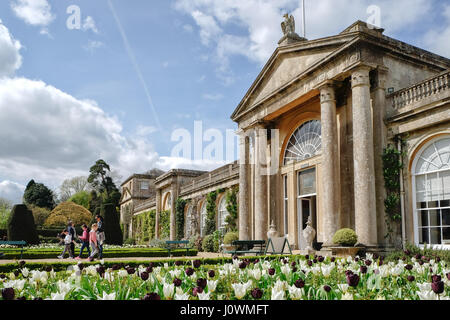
[223,240,266,256]
[264,237,293,255]
[0,241,27,259]
[164,240,193,257]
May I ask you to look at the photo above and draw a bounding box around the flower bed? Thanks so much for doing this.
[1,253,449,300]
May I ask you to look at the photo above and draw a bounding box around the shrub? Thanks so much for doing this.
[124,238,136,245]
[69,191,90,209]
[202,235,216,252]
[332,228,358,247]
[45,202,92,227]
[223,231,239,245]
[205,191,217,236]
[148,238,166,248]
[175,198,186,240]
[7,204,39,244]
[160,211,170,239]
[102,203,123,245]
[29,205,51,227]
[188,234,203,252]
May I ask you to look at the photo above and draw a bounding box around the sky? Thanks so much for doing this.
[0,0,449,204]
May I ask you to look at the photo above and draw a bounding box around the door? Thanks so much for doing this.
[298,198,311,249]
[297,168,317,249]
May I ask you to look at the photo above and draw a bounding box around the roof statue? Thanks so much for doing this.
[278,13,306,46]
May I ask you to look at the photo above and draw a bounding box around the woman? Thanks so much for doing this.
[95,215,105,259]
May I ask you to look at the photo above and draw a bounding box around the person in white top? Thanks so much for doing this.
[58,229,74,259]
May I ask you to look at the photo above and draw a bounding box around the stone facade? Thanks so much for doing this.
[121,20,450,251]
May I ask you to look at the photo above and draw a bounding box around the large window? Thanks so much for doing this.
[413,137,450,246]
[283,120,322,165]
[218,196,229,233]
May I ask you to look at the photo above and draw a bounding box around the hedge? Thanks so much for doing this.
[0,254,298,273]
[7,204,39,245]
[0,248,198,260]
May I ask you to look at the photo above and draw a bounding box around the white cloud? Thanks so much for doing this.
[202,93,224,101]
[422,4,450,58]
[11,0,54,27]
[83,40,104,52]
[82,16,99,34]
[136,125,158,136]
[175,0,434,71]
[0,180,25,204]
[156,156,226,172]
[0,19,22,77]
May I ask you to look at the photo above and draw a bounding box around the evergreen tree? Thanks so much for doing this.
[23,180,56,210]
[102,203,123,245]
[7,204,39,244]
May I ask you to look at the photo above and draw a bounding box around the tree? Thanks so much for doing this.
[23,180,56,210]
[88,190,102,215]
[59,176,90,202]
[69,190,90,209]
[7,204,39,244]
[45,202,92,227]
[102,203,123,245]
[0,197,12,211]
[29,205,51,227]
[175,198,187,240]
[88,160,116,196]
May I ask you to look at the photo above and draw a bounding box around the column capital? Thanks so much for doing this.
[351,65,371,89]
[318,81,338,103]
[373,66,389,90]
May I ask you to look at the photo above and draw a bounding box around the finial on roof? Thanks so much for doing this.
[278,13,307,46]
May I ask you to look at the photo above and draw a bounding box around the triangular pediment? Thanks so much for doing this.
[231,35,353,122]
[120,186,132,203]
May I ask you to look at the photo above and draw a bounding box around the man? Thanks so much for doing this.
[67,221,76,258]
[95,215,105,259]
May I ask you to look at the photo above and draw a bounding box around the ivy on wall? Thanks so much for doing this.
[160,210,170,240]
[205,191,217,236]
[225,187,238,232]
[176,198,187,240]
[382,137,406,242]
[131,210,156,244]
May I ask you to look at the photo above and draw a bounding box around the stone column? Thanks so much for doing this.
[254,124,268,240]
[239,131,251,240]
[351,66,378,247]
[372,68,389,245]
[170,184,177,241]
[155,189,161,239]
[319,82,340,246]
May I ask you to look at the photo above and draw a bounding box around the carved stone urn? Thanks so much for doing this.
[267,220,279,239]
[302,215,316,251]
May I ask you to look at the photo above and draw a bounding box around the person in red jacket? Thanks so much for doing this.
[75,224,91,259]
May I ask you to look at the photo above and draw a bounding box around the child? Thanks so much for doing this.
[57,229,73,259]
[75,224,91,259]
[87,224,99,262]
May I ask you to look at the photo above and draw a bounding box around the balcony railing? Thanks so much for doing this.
[389,71,449,110]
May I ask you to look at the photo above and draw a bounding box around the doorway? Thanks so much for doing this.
[297,168,317,249]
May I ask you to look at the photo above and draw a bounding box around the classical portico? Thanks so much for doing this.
[231,20,450,250]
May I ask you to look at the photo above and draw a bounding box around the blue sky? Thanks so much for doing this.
[0,0,449,203]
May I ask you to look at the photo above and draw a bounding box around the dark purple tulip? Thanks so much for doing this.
[407,275,415,282]
[294,279,305,288]
[345,270,354,276]
[305,255,309,260]
[142,293,160,300]
[239,262,247,269]
[208,270,215,278]
[360,266,368,274]
[346,273,360,288]
[193,260,202,268]
[112,264,120,271]
[405,264,413,271]
[415,254,421,260]
[96,266,105,276]
[436,257,441,263]
[146,267,153,273]
[418,260,424,266]
[282,259,288,265]
[354,257,359,262]
[404,250,411,256]
[432,275,442,283]
[254,259,260,264]
[268,268,275,276]
[148,262,154,268]
[0,274,6,279]
[323,285,331,293]
[78,263,85,271]
[373,253,379,260]
[13,270,20,277]
[330,257,336,263]
[140,272,149,281]
[365,260,372,266]
[1,288,15,300]
[197,278,207,289]
[307,260,313,267]
[192,286,203,296]
[447,273,450,281]
[175,260,182,266]
[318,256,324,263]
[313,259,318,264]
[185,268,194,276]
[232,255,239,260]
[292,267,298,273]
[44,266,52,272]
[19,261,26,267]
[173,278,182,287]
[127,268,136,275]
[291,261,297,267]
[251,288,263,299]
[431,281,445,295]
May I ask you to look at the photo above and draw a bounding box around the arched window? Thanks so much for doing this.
[413,137,450,246]
[218,196,229,233]
[163,193,172,211]
[283,120,321,165]
[200,201,207,237]
[185,205,192,238]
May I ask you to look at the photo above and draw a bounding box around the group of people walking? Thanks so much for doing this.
[58,215,105,262]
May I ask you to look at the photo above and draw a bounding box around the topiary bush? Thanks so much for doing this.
[223,231,239,245]
[7,204,39,244]
[102,203,123,245]
[45,202,92,227]
[332,228,358,247]
[202,234,216,252]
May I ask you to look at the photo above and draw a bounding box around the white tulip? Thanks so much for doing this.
[97,292,116,300]
[21,268,29,278]
[163,283,175,299]
[175,292,190,300]
[232,283,249,300]
[341,292,354,300]
[197,292,211,300]
[47,292,66,300]
[118,270,128,278]
[207,280,218,293]
[288,285,304,300]
[271,288,286,300]
[337,284,349,293]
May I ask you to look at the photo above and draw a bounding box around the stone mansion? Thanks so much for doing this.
[120,20,450,251]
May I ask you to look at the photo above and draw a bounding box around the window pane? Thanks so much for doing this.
[416,175,426,192]
[429,210,441,226]
[442,209,450,226]
[419,211,429,227]
[427,173,439,190]
[430,228,441,245]
[427,200,439,209]
[298,169,316,196]
[419,228,429,244]
[440,200,450,208]
[443,228,450,242]
[416,192,426,204]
